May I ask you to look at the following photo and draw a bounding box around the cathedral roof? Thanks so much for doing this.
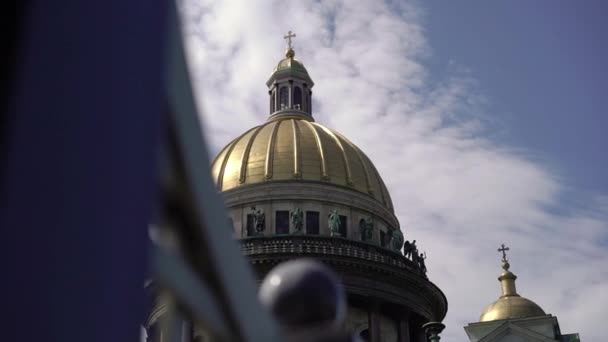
[211,115,394,212]
[480,247,546,322]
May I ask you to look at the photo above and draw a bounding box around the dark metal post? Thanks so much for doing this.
[422,322,445,342]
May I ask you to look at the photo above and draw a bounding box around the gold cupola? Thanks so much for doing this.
[479,245,546,322]
[265,30,314,120]
[211,31,395,216]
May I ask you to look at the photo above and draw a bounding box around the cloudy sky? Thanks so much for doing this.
[179,1,608,340]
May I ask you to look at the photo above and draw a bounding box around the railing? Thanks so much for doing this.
[280,103,302,110]
[240,235,426,277]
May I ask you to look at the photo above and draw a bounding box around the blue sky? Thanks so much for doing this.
[424,1,608,193]
[181,1,608,340]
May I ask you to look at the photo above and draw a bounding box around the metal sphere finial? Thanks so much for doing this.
[258,259,346,329]
[285,48,295,59]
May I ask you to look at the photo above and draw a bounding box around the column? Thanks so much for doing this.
[303,83,308,112]
[268,89,273,114]
[181,320,192,342]
[398,311,411,342]
[368,301,381,342]
[309,90,312,114]
[273,83,278,112]
[288,80,293,109]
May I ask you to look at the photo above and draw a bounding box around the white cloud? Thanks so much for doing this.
[180,0,608,340]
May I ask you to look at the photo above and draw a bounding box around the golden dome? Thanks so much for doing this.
[271,56,309,77]
[211,115,394,212]
[480,295,546,322]
[480,253,546,322]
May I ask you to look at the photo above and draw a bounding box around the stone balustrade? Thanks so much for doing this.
[240,235,426,278]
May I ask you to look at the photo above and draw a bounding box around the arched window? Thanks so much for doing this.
[270,91,275,113]
[293,86,302,110]
[279,87,288,109]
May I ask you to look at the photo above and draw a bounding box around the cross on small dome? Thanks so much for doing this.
[283,30,296,49]
[283,30,296,58]
[498,243,510,262]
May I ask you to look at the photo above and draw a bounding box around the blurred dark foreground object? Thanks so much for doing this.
[1,0,280,340]
[1,0,167,341]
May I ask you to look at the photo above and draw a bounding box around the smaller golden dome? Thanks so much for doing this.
[272,56,308,75]
[480,247,546,322]
[480,295,545,322]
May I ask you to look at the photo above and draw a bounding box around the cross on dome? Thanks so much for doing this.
[283,30,296,49]
[498,243,510,262]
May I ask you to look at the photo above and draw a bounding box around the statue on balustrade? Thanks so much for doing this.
[418,252,427,275]
[385,228,402,251]
[291,208,304,234]
[328,210,341,237]
[403,239,417,259]
[250,206,265,235]
[390,228,404,251]
[359,217,374,242]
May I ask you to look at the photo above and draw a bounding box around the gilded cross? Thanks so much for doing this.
[284,30,296,49]
[498,243,510,262]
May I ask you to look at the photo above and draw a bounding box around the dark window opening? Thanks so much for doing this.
[246,214,255,236]
[279,87,288,109]
[339,215,347,238]
[293,86,302,110]
[306,211,319,235]
[276,211,290,234]
[380,231,386,247]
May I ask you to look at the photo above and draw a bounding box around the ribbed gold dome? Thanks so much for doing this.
[480,295,546,322]
[211,116,394,212]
